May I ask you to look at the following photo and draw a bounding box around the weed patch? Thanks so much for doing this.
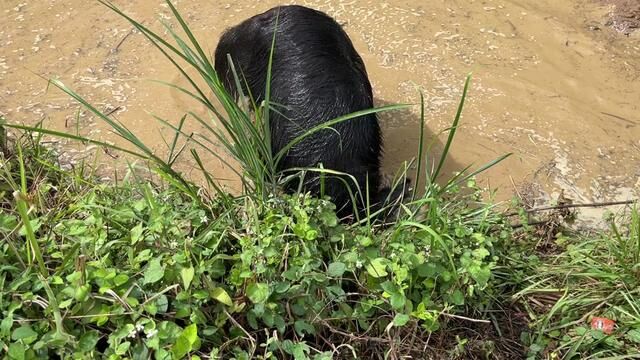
[1,129,515,358]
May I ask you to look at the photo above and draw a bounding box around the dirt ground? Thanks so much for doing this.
[1,0,638,227]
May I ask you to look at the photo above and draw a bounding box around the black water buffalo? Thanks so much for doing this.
[214,5,405,219]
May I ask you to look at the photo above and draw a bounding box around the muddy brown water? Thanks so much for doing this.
[1,0,639,227]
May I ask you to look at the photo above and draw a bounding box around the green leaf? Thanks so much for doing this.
[390,292,406,310]
[59,299,73,309]
[132,342,151,360]
[472,247,490,260]
[8,341,25,360]
[171,324,199,359]
[273,282,291,294]
[155,294,169,314]
[246,283,269,304]
[78,331,100,353]
[145,301,158,315]
[281,340,310,360]
[357,235,373,247]
[319,209,338,227]
[274,314,286,334]
[18,218,41,238]
[0,213,18,232]
[327,262,346,277]
[11,325,37,341]
[182,324,198,345]
[470,265,491,287]
[75,284,90,302]
[156,348,171,360]
[294,320,316,336]
[1,316,13,337]
[116,341,131,355]
[181,267,195,290]
[381,281,406,310]
[193,290,209,300]
[114,274,129,286]
[143,258,165,284]
[67,222,88,236]
[393,313,410,327]
[247,311,258,330]
[131,223,144,244]
[171,335,191,359]
[135,249,153,263]
[417,263,437,278]
[574,326,588,336]
[366,258,388,278]
[211,287,232,306]
[313,352,333,360]
[451,289,465,306]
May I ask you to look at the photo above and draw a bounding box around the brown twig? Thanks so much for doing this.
[320,320,390,344]
[104,106,122,117]
[112,28,135,53]
[506,199,637,217]
[601,111,638,125]
[440,312,491,324]
[527,199,636,212]
[224,309,256,344]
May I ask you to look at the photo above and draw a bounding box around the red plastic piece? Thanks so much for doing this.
[591,317,615,334]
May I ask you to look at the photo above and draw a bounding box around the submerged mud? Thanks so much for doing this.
[0,0,638,227]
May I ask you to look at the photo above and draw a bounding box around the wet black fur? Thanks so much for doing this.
[214,5,404,219]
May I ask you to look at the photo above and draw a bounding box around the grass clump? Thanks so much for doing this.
[506,208,640,359]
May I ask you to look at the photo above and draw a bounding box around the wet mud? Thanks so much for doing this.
[1,0,638,227]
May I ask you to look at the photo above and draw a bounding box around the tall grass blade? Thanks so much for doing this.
[158,114,190,166]
[13,142,46,276]
[261,8,280,184]
[432,74,471,182]
[442,153,512,194]
[413,91,426,200]
[38,273,74,343]
[164,0,216,76]
[190,148,233,205]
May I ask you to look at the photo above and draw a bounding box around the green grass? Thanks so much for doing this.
[1,1,639,359]
[504,208,640,359]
